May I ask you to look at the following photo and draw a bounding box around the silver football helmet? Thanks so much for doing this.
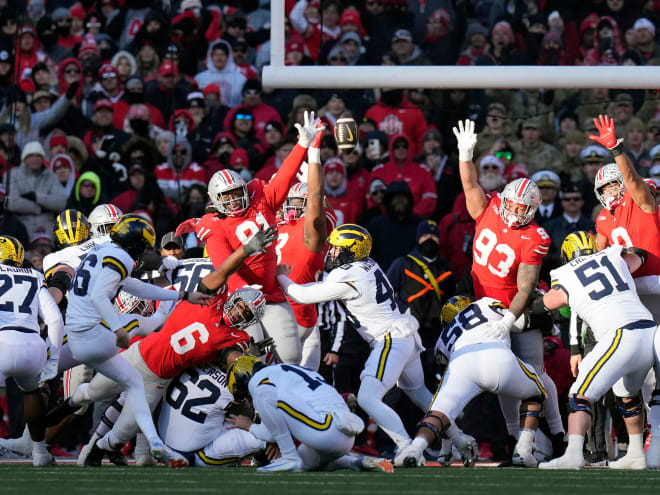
[88,204,123,237]
[223,288,266,329]
[208,169,249,217]
[114,291,155,316]
[282,182,308,221]
[594,163,624,210]
[499,178,540,228]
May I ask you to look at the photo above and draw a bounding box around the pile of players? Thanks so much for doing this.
[2,111,660,473]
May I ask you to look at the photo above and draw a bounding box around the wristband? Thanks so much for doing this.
[179,290,189,301]
[610,143,624,157]
[308,146,320,164]
[458,149,474,162]
[196,281,216,295]
[570,345,583,356]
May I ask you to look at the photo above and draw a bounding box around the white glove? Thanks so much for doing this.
[40,357,59,383]
[452,119,478,162]
[242,283,263,291]
[112,162,128,182]
[159,255,179,272]
[296,161,309,183]
[294,111,323,148]
[484,310,516,340]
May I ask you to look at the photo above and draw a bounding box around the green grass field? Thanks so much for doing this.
[2,465,660,495]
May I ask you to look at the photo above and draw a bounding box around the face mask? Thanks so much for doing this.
[381,89,403,107]
[56,24,71,37]
[130,118,149,137]
[124,91,143,105]
[218,151,231,165]
[40,31,57,46]
[418,238,439,258]
[187,200,205,217]
[99,47,115,61]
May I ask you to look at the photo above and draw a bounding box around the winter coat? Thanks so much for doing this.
[194,40,247,107]
[6,161,68,236]
[364,94,428,156]
[66,171,102,216]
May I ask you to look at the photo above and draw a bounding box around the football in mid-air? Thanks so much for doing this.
[334,113,359,151]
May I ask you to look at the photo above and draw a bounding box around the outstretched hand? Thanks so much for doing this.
[452,119,477,162]
[294,111,324,148]
[589,114,620,150]
[243,224,277,256]
[175,217,200,237]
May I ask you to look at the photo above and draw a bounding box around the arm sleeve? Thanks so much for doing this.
[263,144,308,211]
[131,300,177,336]
[289,0,309,34]
[31,94,71,131]
[89,268,124,332]
[38,286,64,355]
[277,274,358,304]
[412,167,438,219]
[121,277,179,301]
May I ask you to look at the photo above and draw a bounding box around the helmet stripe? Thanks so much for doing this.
[66,209,74,242]
[516,178,530,199]
[220,169,234,185]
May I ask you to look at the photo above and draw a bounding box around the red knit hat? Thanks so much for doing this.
[49,135,69,150]
[229,148,249,169]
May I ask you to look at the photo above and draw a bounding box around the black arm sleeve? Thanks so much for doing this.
[47,270,73,294]
[622,247,648,266]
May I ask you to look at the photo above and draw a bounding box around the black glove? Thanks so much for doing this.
[242,224,277,256]
[246,337,276,356]
[21,192,36,202]
[66,80,80,99]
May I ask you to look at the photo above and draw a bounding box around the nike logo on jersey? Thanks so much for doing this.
[598,216,606,220]
[521,235,531,239]
[231,333,241,338]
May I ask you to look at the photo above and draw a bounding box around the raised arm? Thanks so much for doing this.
[453,120,487,219]
[303,127,326,253]
[589,114,655,213]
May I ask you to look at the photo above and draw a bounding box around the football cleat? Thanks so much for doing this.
[607,451,646,470]
[360,456,394,473]
[84,443,106,467]
[32,452,56,467]
[393,443,425,468]
[538,451,585,469]
[107,448,129,466]
[436,446,453,467]
[0,428,32,456]
[455,434,478,467]
[150,440,189,469]
[0,445,27,459]
[512,444,538,467]
[256,457,303,473]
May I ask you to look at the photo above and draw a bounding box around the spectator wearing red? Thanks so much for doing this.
[110,163,147,213]
[91,64,124,107]
[51,153,77,197]
[341,144,368,211]
[49,135,69,157]
[437,195,474,280]
[584,16,625,66]
[368,133,437,218]
[255,135,296,181]
[15,24,50,79]
[144,60,194,123]
[56,58,83,102]
[154,137,205,202]
[289,0,342,61]
[324,157,362,225]
[232,37,258,80]
[112,75,165,130]
[90,98,128,144]
[457,22,489,65]
[228,148,252,181]
[365,88,427,156]
[52,8,82,51]
[223,79,282,143]
[340,7,368,38]
[226,106,265,167]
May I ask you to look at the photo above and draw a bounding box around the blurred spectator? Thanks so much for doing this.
[160,232,185,259]
[341,144,369,206]
[194,40,247,108]
[634,17,660,61]
[583,16,624,66]
[51,153,76,198]
[0,184,29,248]
[67,170,102,216]
[144,61,193,123]
[155,137,205,203]
[532,170,562,226]
[476,102,515,157]
[110,162,147,213]
[577,88,610,126]
[623,117,650,176]
[457,22,489,65]
[560,130,587,182]
[224,79,282,143]
[610,93,634,126]
[391,29,430,65]
[645,118,660,150]
[577,145,610,217]
[368,134,437,218]
[29,228,54,257]
[387,219,456,389]
[232,37,258,80]
[366,180,422,270]
[422,8,459,65]
[512,116,562,174]
[478,21,529,65]
[111,50,137,82]
[324,157,362,225]
[112,74,167,130]
[365,88,428,158]
[290,0,342,60]
[6,141,68,235]
[543,182,595,270]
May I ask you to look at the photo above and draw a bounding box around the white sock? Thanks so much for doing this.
[411,436,429,452]
[518,429,535,450]
[446,423,461,441]
[32,440,48,455]
[628,433,644,455]
[566,434,584,454]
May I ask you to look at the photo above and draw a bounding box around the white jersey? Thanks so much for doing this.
[168,258,214,292]
[549,245,652,341]
[158,363,233,452]
[434,297,510,360]
[65,242,134,332]
[43,235,110,279]
[0,265,48,333]
[249,363,347,413]
[325,258,417,344]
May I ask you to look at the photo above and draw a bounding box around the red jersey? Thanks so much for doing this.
[276,208,337,327]
[595,189,660,277]
[471,195,550,306]
[326,192,363,225]
[195,144,307,302]
[139,295,249,379]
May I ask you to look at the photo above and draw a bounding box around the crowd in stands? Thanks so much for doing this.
[1,0,660,459]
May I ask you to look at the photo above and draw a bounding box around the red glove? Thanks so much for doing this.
[589,114,620,150]
[175,217,200,237]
